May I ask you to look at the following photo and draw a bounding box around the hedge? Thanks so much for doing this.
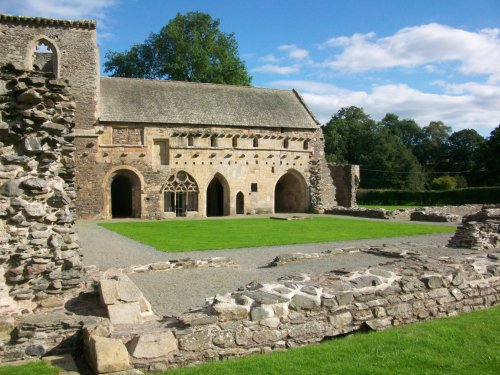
[357,187,500,206]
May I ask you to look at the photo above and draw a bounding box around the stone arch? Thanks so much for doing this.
[236,192,245,215]
[27,36,60,77]
[206,173,230,217]
[274,169,307,213]
[161,171,199,217]
[102,166,144,219]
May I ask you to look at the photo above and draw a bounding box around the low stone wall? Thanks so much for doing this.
[0,65,83,315]
[84,252,499,373]
[328,204,483,222]
[448,207,500,250]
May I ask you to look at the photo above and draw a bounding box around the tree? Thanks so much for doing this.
[483,124,500,185]
[380,113,424,150]
[416,121,452,174]
[444,129,485,185]
[104,12,252,85]
[430,176,458,191]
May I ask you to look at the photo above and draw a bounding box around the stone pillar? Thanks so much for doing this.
[309,129,336,212]
[0,65,83,312]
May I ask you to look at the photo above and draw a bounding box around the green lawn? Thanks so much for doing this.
[159,306,500,375]
[99,217,454,252]
[0,361,59,375]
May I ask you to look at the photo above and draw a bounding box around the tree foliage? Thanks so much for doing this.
[323,106,496,190]
[104,12,252,86]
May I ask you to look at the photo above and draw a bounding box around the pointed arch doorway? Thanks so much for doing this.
[110,170,142,218]
[206,174,229,217]
[236,192,244,214]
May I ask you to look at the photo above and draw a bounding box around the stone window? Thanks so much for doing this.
[32,40,57,76]
[283,138,289,149]
[163,171,199,216]
[303,140,309,150]
[188,136,194,147]
[211,135,218,147]
[113,127,143,145]
[154,140,169,165]
[232,136,238,148]
[253,137,259,147]
[251,183,258,192]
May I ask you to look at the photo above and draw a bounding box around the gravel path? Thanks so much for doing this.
[77,218,465,317]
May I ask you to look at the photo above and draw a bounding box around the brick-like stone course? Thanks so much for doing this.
[448,207,500,249]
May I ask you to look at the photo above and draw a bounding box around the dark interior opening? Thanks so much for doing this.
[236,192,244,214]
[111,175,133,218]
[275,172,306,213]
[207,177,224,217]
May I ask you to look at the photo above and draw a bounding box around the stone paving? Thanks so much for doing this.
[77,217,467,317]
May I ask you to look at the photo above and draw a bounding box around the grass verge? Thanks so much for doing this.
[0,361,59,375]
[157,306,500,375]
[99,216,454,252]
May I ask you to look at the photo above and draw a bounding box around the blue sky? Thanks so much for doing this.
[1,0,499,135]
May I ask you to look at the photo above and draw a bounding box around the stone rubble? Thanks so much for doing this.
[448,207,500,250]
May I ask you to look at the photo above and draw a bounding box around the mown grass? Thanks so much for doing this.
[0,361,59,375]
[99,216,454,252]
[157,306,500,375]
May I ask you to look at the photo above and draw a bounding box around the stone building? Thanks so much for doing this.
[0,14,335,220]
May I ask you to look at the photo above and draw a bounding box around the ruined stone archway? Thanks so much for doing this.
[206,173,229,217]
[274,170,307,213]
[236,192,244,214]
[107,169,142,218]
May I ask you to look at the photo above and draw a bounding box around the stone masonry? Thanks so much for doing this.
[448,206,500,250]
[84,251,499,373]
[0,65,83,314]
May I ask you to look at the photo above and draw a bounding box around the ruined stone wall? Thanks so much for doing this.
[0,65,83,314]
[449,207,500,249]
[85,252,499,373]
[329,164,359,208]
[0,14,100,221]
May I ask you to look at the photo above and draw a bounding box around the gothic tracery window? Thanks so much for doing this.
[162,171,199,216]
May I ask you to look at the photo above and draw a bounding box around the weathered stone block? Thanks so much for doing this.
[88,335,130,374]
[127,331,178,359]
[178,330,212,351]
[107,302,142,325]
[290,294,320,310]
[251,305,275,321]
[328,311,353,329]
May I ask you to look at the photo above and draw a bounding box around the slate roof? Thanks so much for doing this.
[99,77,319,129]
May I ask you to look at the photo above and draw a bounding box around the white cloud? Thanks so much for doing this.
[271,80,500,135]
[0,0,116,20]
[251,64,301,75]
[259,54,281,63]
[320,23,500,83]
[278,44,310,60]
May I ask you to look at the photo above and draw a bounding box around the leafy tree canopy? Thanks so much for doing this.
[104,12,252,86]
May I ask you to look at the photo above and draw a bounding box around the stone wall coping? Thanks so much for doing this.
[0,13,96,29]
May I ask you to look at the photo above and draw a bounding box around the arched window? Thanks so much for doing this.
[253,137,259,147]
[162,171,199,216]
[283,138,289,149]
[303,140,309,150]
[232,136,238,148]
[32,40,58,76]
[188,135,194,147]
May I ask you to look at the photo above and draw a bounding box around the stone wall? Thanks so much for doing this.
[0,65,83,314]
[84,252,499,373]
[448,207,500,249]
[329,164,359,208]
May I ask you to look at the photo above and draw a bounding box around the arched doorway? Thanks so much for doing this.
[274,171,307,213]
[207,174,229,217]
[110,170,141,218]
[236,192,244,214]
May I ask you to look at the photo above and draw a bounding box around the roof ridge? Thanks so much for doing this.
[100,76,292,93]
[0,13,96,29]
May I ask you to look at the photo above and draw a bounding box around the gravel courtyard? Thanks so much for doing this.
[77,217,467,317]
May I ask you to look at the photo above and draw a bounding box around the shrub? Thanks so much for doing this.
[430,176,457,191]
[357,187,500,206]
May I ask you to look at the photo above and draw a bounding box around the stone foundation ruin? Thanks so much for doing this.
[448,206,500,250]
